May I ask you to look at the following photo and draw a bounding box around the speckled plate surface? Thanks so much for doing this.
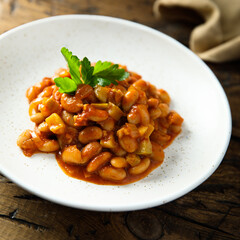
[0,15,231,211]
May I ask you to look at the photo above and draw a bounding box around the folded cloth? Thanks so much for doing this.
[153,0,240,62]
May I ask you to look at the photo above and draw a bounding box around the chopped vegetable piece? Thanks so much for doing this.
[46,113,66,134]
[108,103,124,121]
[136,139,152,155]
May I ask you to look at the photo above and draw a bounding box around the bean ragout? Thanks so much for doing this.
[17,65,183,185]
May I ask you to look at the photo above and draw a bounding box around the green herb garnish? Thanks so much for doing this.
[54,47,129,94]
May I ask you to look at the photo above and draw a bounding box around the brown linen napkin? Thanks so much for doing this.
[153,0,240,63]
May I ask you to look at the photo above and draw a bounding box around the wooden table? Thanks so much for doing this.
[0,1,239,239]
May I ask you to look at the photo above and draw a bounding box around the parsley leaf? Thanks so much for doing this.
[54,77,77,94]
[93,61,112,75]
[81,57,94,86]
[61,47,82,85]
[54,47,130,94]
[94,64,129,84]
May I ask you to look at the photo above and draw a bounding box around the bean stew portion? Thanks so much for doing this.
[17,65,183,185]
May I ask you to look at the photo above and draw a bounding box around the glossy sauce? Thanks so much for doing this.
[56,153,163,185]
[56,132,179,185]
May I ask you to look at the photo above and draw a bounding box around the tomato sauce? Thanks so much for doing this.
[56,132,179,185]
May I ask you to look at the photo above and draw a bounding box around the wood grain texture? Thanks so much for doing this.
[0,0,239,239]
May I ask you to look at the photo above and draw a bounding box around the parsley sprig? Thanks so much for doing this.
[54,47,129,94]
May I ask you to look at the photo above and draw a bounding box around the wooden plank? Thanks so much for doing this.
[0,0,239,239]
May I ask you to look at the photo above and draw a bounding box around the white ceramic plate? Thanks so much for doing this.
[0,15,231,211]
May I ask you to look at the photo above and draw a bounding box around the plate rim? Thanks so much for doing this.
[0,14,232,211]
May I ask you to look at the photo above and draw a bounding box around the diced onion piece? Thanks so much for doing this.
[126,153,141,167]
[136,139,152,155]
[46,113,66,134]
[108,102,124,121]
[138,126,148,137]
[145,124,154,138]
